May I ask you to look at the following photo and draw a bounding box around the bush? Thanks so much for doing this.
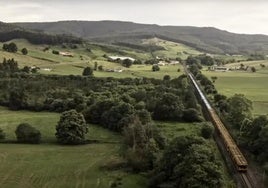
[82,67,93,76]
[15,123,41,144]
[52,50,59,55]
[21,48,28,55]
[201,122,214,139]
[0,128,5,140]
[152,65,160,72]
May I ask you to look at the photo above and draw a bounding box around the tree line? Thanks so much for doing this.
[188,63,268,166]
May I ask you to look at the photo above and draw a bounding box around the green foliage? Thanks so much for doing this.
[123,116,160,172]
[82,66,94,76]
[0,128,5,140]
[15,123,41,144]
[201,122,214,139]
[9,89,28,110]
[52,50,59,55]
[163,75,171,81]
[149,136,223,188]
[55,110,88,144]
[21,47,28,55]
[153,93,183,121]
[251,66,256,72]
[121,59,133,68]
[0,58,19,72]
[183,108,202,122]
[227,94,253,128]
[2,42,18,53]
[152,65,160,71]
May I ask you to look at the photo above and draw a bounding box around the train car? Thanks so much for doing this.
[188,72,248,172]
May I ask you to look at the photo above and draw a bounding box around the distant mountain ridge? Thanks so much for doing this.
[8,20,268,54]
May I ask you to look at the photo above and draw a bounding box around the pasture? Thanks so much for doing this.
[1,39,190,78]
[0,107,146,188]
[203,60,268,116]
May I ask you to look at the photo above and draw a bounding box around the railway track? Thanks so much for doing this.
[185,67,257,188]
[241,173,254,188]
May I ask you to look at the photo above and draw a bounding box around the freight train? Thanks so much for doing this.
[188,73,248,172]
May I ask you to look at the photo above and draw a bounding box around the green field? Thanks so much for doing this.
[0,39,194,78]
[156,121,201,141]
[0,107,146,188]
[203,60,268,116]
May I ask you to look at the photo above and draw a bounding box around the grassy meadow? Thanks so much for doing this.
[203,60,268,116]
[0,107,146,188]
[0,38,193,78]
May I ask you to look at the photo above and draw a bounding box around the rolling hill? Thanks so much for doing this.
[13,20,268,54]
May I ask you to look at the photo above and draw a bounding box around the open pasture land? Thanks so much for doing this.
[0,107,146,188]
[203,60,268,116]
[1,39,195,77]
[143,38,201,59]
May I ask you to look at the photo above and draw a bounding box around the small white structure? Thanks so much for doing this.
[210,66,229,72]
[170,60,180,65]
[42,68,52,71]
[158,61,168,66]
[60,52,73,57]
[108,56,135,62]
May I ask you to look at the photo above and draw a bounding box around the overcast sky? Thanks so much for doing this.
[0,0,268,35]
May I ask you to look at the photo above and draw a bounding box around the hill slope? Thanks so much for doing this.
[14,20,268,54]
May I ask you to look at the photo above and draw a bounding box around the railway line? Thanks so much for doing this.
[186,71,256,188]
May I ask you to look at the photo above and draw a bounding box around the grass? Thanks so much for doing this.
[143,38,201,59]
[155,121,201,141]
[0,38,197,77]
[0,106,146,188]
[202,60,268,116]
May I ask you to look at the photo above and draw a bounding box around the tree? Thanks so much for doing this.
[52,50,59,55]
[201,122,214,139]
[153,93,184,121]
[163,75,171,81]
[122,59,133,68]
[82,66,93,76]
[251,66,256,72]
[149,136,223,188]
[227,94,253,128]
[94,62,98,70]
[9,42,18,52]
[123,116,160,171]
[0,128,5,140]
[21,48,28,55]
[15,123,41,144]
[98,65,103,71]
[9,89,28,110]
[183,108,202,122]
[2,42,18,53]
[56,110,88,144]
[152,65,160,72]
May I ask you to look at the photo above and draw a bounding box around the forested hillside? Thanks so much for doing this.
[14,20,268,54]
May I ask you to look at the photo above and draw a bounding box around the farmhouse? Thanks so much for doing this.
[108,56,135,62]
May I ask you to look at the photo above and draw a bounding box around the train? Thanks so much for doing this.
[188,73,248,172]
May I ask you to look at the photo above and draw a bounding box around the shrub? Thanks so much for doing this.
[21,48,28,55]
[0,128,5,140]
[15,123,41,144]
[201,122,214,139]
